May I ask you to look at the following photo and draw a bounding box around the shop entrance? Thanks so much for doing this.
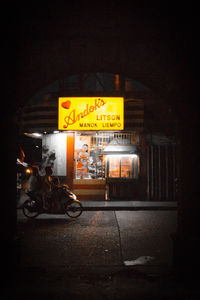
[73,132,139,200]
[105,154,139,200]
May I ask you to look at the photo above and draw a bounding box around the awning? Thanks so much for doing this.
[103,144,138,155]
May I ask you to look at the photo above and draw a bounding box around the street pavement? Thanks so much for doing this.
[15,207,191,299]
[14,204,200,299]
[17,208,177,269]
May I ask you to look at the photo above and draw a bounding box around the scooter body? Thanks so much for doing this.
[22,185,83,218]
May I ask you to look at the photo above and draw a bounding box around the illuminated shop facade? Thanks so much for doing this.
[21,73,176,201]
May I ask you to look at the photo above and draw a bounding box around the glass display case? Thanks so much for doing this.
[106,154,139,179]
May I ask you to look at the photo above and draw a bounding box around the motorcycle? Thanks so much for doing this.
[22,184,83,219]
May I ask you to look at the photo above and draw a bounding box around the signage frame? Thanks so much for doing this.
[58,97,124,131]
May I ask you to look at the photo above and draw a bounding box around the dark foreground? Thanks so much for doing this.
[9,209,200,299]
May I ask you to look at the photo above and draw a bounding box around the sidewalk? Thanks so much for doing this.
[18,190,177,211]
[81,200,177,211]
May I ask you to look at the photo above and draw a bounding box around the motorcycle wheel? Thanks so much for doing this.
[65,200,83,218]
[23,200,39,218]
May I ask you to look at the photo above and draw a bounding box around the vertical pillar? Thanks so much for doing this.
[158,145,161,201]
[150,145,154,200]
[172,102,200,277]
[165,146,169,201]
[66,133,74,189]
[138,131,147,200]
[172,146,176,201]
[115,74,120,91]
[2,115,19,279]
[146,145,150,200]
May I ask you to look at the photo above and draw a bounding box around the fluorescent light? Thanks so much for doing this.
[106,154,138,159]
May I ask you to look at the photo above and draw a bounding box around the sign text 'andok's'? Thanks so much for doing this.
[63,98,106,128]
[58,97,124,131]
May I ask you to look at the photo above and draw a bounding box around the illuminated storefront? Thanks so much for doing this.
[21,73,177,201]
[41,131,139,200]
[51,97,139,200]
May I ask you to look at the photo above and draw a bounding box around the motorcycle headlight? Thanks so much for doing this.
[69,193,77,200]
[26,168,32,174]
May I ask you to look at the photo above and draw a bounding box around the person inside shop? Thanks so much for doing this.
[42,166,60,211]
[77,144,89,179]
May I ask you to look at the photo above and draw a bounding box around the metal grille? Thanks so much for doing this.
[147,145,176,201]
[91,132,133,148]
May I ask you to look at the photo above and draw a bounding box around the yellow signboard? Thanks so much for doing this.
[58,97,124,131]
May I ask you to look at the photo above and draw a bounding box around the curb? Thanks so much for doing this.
[81,206,177,211]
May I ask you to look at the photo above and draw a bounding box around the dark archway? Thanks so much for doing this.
[2,2,199,278]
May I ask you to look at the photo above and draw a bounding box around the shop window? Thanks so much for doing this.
[75,133,105,179]
[74,132,137,179]
[120,156,132,178]
[106,155,139,179]
[109,156,120,178]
